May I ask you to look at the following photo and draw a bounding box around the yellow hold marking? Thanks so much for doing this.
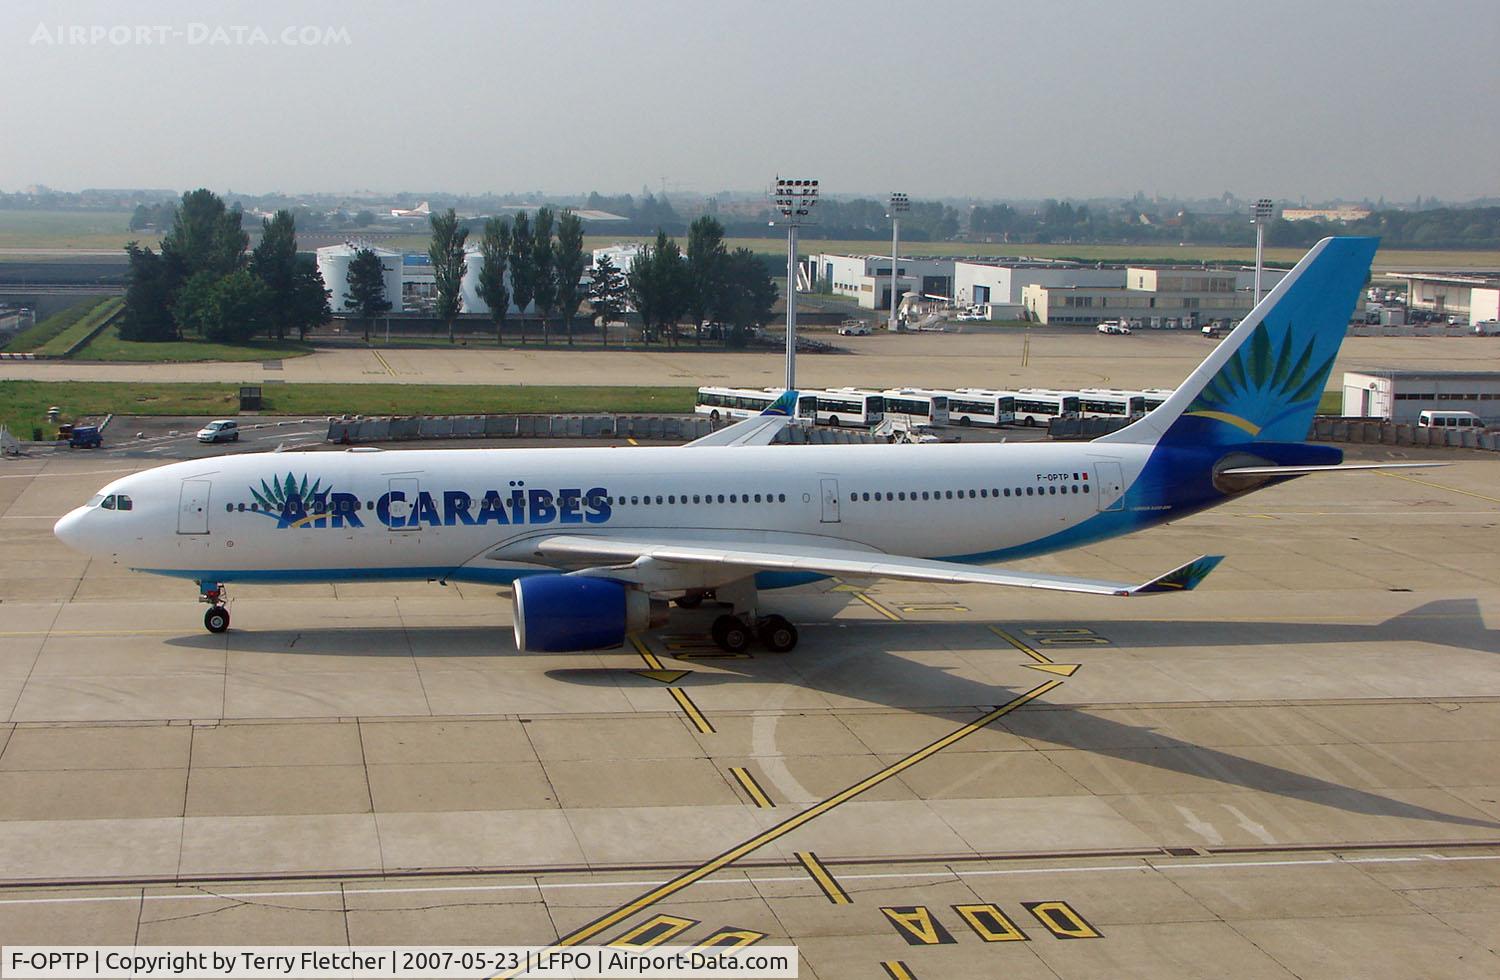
[669,687,715,734]
[1184,409,1261,436]
[729,767,775,809]
[796,851,851,904]
[881,961,917,980]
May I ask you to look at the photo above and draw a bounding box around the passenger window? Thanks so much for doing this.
[921,492,929,500]
[980,489,988,498]
[717,494,725,503]
[778,493,786,502]
[1026,487,1034,496]
[756,494,763,503]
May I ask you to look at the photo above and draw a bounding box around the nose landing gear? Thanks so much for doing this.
[199,583,230,633]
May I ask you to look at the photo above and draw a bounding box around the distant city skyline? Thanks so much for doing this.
[3,0,1496,202]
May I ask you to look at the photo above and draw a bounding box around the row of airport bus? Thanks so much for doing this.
[694,386,1174,429]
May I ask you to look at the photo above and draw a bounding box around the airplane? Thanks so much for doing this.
[54,237,1437,655]
[389,201,432,219]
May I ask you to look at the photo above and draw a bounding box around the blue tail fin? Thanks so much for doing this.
[761,389,799,416]
[1098,237,1377,447]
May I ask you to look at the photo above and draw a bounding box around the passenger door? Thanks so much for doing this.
[820,478,841,523]
[387,477,420,532]
[177,480,211,534]
[1093,462,1125,512]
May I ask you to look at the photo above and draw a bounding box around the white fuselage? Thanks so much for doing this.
[56,442,1157,586]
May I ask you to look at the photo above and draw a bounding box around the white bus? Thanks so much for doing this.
[1005,389,1082,427]
[1139,388,1175,413]
[695,387,817,422]
[1076,388,1149,419]
[944,388,1017,427]
[804,388,885,427]
[881,389,951,427]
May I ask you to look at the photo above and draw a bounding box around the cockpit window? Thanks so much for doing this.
[97,494,133,511]
[116,495,132,511]
[100,495,116,510]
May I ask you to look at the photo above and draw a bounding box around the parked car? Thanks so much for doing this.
[1096,320,1131,335]
[1472,320,1500,336]
[955,312,986,322]
[837,321,871,336]
[197,419,240,443]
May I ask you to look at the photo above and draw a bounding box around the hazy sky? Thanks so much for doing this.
[3,0,1497,202]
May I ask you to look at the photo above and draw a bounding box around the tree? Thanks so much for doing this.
[686,215,727,347]
[588,253,626,346]
[249,210,297,340]
[554,210,587,346]
[428,208,469,343]
[476,217,512,345]
[345,247,391,342]
[628,231,690,345]
[715,247,777,348]
[290,257,331,341]
[353,210,375,227]
[508,211,535,344]
[531,207,556,345]
[174,269,269,343]
[120,243,176,341]
[160,188,247,287]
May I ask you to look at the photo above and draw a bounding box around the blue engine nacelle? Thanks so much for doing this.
[512,574,668,652]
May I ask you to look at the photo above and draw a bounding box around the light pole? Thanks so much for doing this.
[1252,198,1274,307]
[887,193,909,332]
[772,177,819,391]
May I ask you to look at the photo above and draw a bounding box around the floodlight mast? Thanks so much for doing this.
[887,193,909,332]
[1252,198,1274,306]
[772,177,819,390]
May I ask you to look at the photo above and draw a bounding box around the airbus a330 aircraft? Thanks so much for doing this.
[55,237,1426,654]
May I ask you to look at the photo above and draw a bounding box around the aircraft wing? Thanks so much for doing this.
[526,533,1223,597]
[684,389,802,448]
[682,412,795,448]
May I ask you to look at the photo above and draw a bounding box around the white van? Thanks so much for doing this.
[1417,410,1484,429]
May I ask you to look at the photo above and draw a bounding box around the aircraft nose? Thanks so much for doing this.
[53,507,92,554]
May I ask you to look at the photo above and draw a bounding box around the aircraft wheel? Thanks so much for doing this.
[711,614,750,654]
[204,606,230,634]
[757,615,798,653]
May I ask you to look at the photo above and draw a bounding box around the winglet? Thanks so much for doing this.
[1127,555,1224,595]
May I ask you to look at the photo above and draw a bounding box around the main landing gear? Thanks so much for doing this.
[710,613,798,654]
[200,583,230,633]
[678,580,800,654]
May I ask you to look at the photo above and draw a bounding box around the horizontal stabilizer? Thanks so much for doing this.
[1218,462,1446,477]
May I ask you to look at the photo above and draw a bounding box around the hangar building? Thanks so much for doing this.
[1341,370,1500,422]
